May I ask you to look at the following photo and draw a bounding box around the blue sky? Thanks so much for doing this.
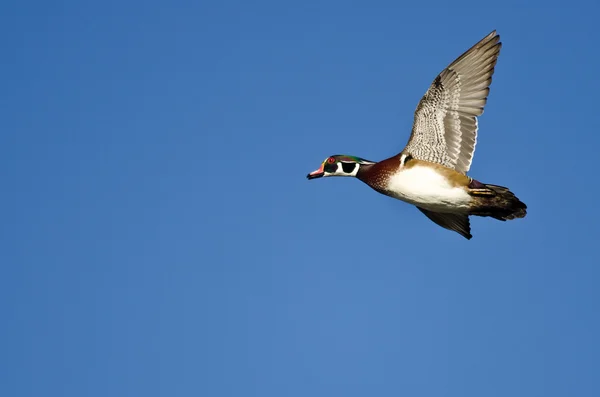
[3,1,600,396]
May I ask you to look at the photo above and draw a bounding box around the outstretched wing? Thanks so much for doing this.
[417,208,472,240]
[403,31,502,174]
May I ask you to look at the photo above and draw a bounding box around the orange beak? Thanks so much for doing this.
[307,163,325,180]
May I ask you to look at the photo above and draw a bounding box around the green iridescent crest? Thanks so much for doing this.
[330,155,374,164]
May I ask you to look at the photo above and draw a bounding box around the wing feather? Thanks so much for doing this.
[417,208,473,240]
[403,31,502,173]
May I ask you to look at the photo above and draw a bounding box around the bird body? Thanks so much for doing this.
[359,157,472,213]
[306,31,527,239]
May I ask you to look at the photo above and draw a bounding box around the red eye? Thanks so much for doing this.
[327,157,336,164]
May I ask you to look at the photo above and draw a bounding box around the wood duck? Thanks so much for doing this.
[306,31,526,239]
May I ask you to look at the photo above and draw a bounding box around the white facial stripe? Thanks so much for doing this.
[323,162,359,177]
[338,162,359,176]
[348,163,359,176]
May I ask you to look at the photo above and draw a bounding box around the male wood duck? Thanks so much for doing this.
[306,31,526,239]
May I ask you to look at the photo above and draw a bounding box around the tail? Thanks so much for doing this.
[468,182,527,221]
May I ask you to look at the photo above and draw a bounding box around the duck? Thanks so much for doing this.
[306,30,526,240]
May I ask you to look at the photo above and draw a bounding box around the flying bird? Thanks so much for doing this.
[306,31,526,239]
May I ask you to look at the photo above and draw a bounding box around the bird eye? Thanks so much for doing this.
[327,157,336,164]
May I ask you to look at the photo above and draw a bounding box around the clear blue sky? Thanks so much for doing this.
[3,1,599,396]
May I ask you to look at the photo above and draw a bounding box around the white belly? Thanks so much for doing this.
[386,166,472,212]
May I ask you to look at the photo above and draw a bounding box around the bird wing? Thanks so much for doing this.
[403,31,502,174]
[417,208,472,240]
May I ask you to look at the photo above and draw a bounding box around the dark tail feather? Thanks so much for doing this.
[470,184,527,221]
